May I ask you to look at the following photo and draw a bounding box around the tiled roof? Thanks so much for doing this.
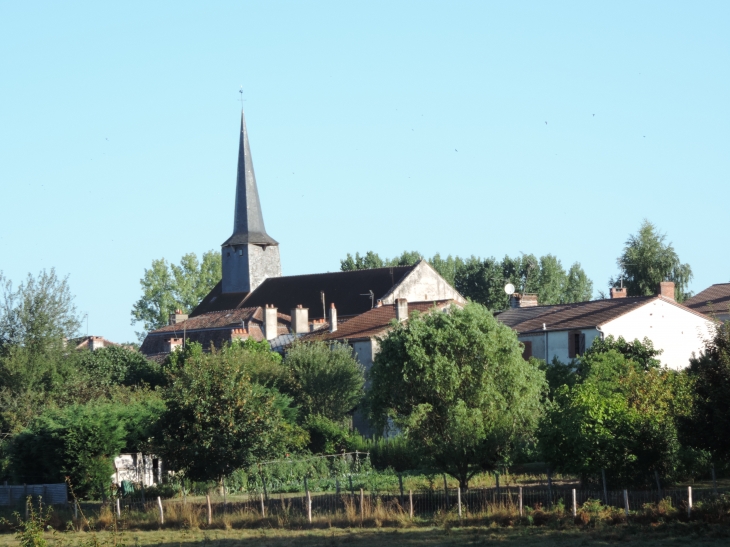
[72,336,121,350]
[496,295,707,334]
[303,300,458,342]
[191,265,417,319]
[683,283,730,318]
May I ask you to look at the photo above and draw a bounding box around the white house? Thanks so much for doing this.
[496,282,715,370]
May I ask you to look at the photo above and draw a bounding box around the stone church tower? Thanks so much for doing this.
[221,111,282,294]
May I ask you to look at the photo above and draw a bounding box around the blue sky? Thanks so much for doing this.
[1,1,728,343]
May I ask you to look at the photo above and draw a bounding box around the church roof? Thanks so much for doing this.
[222,110,278,247]
[190,265,417,319]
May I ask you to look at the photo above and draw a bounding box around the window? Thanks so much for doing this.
[522,341,533,360]
[568,330,586,359]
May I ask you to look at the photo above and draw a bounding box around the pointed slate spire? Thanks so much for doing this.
[223,110,278,246]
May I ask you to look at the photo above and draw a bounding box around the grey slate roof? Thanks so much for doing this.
[683,283,730,318]
[222,110,278,247]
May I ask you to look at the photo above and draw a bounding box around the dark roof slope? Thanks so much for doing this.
[683,283,730,317]
[496,295,706,334]
[192,265,416,319]
[304,300,457,342]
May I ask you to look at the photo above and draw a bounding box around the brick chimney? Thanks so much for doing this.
[510,293,539,308]
[329,303,338,333]
[89,336,105,351]
[168,309,188,326]
[659,281,675,301]
[264,305,278,340]
[165,338,182,352]
[610,287,627,299]
[291,305,309,334]
[395,298,408,322]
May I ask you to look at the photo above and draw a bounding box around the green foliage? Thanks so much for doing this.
[539,349,693,488]
[582,335,663,372]
[130,250,221,340]
[339,251,593,311]
[368,302,547,487]
[350,435,421,472]
[302,414,353,454]
[681,322,730,459]
[14,497,52,547]
[610,220,693,302]
[283,341,365,423]
[153,342,306,483]
[75,346,165,388]
[10,400,162,498]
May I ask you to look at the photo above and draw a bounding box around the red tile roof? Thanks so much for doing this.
[683,283,730,318]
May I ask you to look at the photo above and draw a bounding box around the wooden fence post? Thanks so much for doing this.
[518,486,523,517]
[601,469,608,506]
[307,490,312,524]
[654,470,662,501]
[546,468,553,509]
[687,486,692,519]
[348,475,354,496]
[335,477,340,495]
[116,498,121,518]
[157,496,164,525]
[457,487,462,520]
[712,464,718,496]
[74,501,78,520]
[398,474,404,508]
[260,493,266,518]
[443,475,449,508]
[360,488,364,525]
[623,490,629,517]
[409,489,413,519]
[572,489,577,517]
[206,494,212,525]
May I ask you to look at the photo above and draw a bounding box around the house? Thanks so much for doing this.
[683,283,730,322]
[496,282,715,370]
[141,109,464,357]
[71,336,120,351]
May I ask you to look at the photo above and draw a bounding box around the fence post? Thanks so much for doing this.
[623,490,629,517]
[360,488,364,525]
[687,486,692,519]
[572,489,577,518]
[116,498,121,518]
[206,494,212,525]
[348,475,354,496]
[74,501,79,520]
[495,472,500,506]
[712,464,718,496]
[443,475,449,508]
[546,468,553,509]
[457,487,462,521]
[335,477,340,495]
[654,470,662,501]
[306,490,312,524]
[260,493,266,518]
[519,486,523,517]
[409,489,413,519]
[601,469,608,506]
[157,496,164,525]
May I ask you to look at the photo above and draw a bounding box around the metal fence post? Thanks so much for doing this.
[157,496,164,525]
[623,490,629,517]
[687,486,692,519]
[572,489,577,517]
[519,486,523,517]
[457,487,462,520]
[409,489,413,519]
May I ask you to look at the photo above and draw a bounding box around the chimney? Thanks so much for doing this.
[395,298,408,322]
[329,303,338,333]
[610,287,627,299]
[169,310,188,326]
[264,305,278,340]
[89,336,105,351]
[165,338,183,352]
[510,293,539,308]
[659,281,675,301]
[375,299,383,308]
[291,305,309,334]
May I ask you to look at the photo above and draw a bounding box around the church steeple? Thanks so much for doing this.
[223,110,278,246]
[221,110,282,295]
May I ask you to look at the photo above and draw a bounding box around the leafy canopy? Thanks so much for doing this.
[130,250,221,340]
[368,302,546,487]
[611,220,692,302]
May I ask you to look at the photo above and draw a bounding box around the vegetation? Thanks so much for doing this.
[340,251,593,311]
[610,220,693,302]
[130,251,221,340]
[368,303,546,488]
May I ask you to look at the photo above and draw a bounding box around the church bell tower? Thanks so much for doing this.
[221,111,282,294]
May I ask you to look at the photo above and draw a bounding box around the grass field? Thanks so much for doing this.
[2,524,730,547]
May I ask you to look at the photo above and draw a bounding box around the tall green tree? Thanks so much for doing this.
[153,342,305,484]
[611,220,693,302]
[130,250,221,340]
[368,303,546,488]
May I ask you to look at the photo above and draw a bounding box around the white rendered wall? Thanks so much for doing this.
[520,329,602,363]
[601,299,714,370]
[381,261,466,305]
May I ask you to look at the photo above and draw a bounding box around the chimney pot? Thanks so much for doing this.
[659,281,675,301]
[291,305,309,334]
[264,306,278,340]
[610,287,627,299]
[329,304,338,333]
[376,299,383,308]
[510,293,539,308]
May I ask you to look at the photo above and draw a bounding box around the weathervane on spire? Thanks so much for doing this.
[239,86,244,110]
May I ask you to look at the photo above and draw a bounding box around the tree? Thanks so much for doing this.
[283,341,365,423]
[130,250,221,340]
[153,342,305,484]
[582,335,662,372]
[368,303,546,488]
[680,322,730,460]
[540,349,691,488]
[75,346,165,388]
[611,220,693,302]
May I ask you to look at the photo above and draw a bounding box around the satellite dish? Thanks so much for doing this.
[504,283,515,295]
